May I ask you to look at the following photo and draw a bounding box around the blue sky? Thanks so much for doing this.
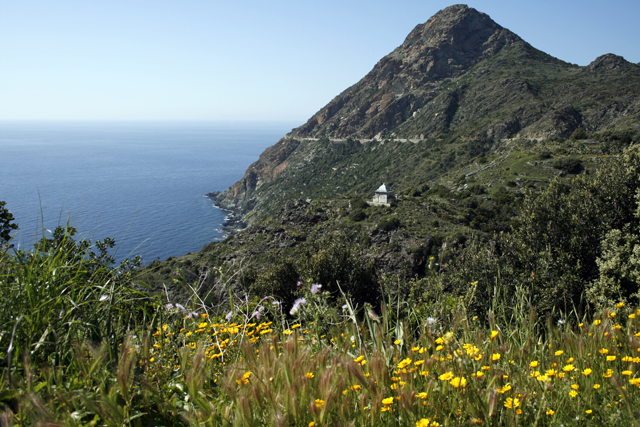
[1,1,639,122]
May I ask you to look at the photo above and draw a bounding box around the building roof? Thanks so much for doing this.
[375,183,393,193]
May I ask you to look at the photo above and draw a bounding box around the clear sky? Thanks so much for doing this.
[1,1,639,122]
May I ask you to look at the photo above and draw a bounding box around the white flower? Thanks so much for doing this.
[175,303,186,312]
[290,298,307,315]
[426,317,439,325]
[99,295,109,302]
[311,284,322,295]
[225,311,233,321]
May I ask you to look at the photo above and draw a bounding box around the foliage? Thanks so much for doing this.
[0,201,18,249]
[0,225,155,371]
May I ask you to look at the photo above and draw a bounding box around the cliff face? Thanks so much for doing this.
[211,4,640,220]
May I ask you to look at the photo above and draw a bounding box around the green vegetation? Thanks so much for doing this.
[2,143,640,424]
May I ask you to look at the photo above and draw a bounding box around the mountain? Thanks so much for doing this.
[210,4,640,223]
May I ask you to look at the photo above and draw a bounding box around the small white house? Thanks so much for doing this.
[372,183,395,205]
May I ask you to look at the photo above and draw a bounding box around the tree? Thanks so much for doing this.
[0,201,18,249]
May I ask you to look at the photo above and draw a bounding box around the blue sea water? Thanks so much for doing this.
[0,121,297,263]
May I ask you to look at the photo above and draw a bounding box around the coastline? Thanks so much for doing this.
[205,193,247,238]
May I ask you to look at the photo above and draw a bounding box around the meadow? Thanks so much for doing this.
[1,224,639,426]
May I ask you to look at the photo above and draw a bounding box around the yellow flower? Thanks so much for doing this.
[397,358,412,368]
[537,375,551,382]
[474,353,483,361]
[435,337,444,344]
[563,364,576,372]
[351,384,362,391]
[438,372,454,381]
[314,399,325,409]
[569,390,578,397]
[571,384,579,390]
[305,372,315,379]
[610,312,617,318]
[599,348,609,354]
[554,350,564,357]
[607,356,616,362]
[530,361,539,368]
[382,397,394,405]
[545,369,557,377]
[394,339,402,345]
[475,371,485,378]
[622,370,633,376]
[450,377,467,388]
[496,383,512,394]
[594,384,601,389]
[586,409,593,414]
[414,360,425,366]
[492,353,501,361]
[546,409,555,415]
[617,302,625,308]
[603,369,613,378]
[354,355,365,363]
[582,368,592,376]
[436,345,443,351]
[504,397,520,409]
[594,319,602,326]
[416,392,428,399]
[490,330,499,339]
[236,371,252,385]
[416,419,431,427]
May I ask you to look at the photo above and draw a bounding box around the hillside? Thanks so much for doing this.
[209,4,640,222]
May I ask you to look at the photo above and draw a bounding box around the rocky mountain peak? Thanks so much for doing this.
[586,53,631,72]
[293,5,522,139]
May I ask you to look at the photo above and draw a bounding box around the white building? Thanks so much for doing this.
[372,183,395,205]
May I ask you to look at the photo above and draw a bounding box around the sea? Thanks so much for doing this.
[0,121,298,264]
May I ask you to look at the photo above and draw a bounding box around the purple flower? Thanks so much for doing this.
[290,298,307,315]
[296,281,303,287]
[252,306,265,320]
[310,284,322,295]
[175,303,186,312]
[165,303,174,310]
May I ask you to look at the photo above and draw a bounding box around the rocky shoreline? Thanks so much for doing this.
[205,192,247,237]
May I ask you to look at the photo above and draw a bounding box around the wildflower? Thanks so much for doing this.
[504,397,520,409]
[309,422,316,427]
[290,298,307,315]
[236,371,252,385]
[530,361,539,368]
[450,377,467,388]
[438,372,454,381]
[582,368,592,376]
[416,392,428,399]
[443,332,454,344]
[435,337,444,344]
[546,409,555,415]
[382,397,394,405]
[394,339,402,345]
[296,280,302,287]
[351,384,361,391]
[557,318,566,325]
[490,330,499,339]
[310,284,322,294]
[397,358,412,369]
[563,364,576,372]
[571,384,579,390]
[607,356,616,362]
[610,312,617,318]
[496,384,512,394]
[555,350,564,357]
[164,303,174,310]
[622,370,633,376]
[599,348,609,354]
[426,317,439,326]
[314,399,325,409]
[305,372,314,379]
[569,390,578,397]
[594,319,602,326]
[603,369,613,378]
[492,353,501,361]
[354,355,365,363]
[629,378,640,387]
[225,311,233,321]
[416,419,431,427]
[594,384,601,389]
[474,371,485,378]
[545,369,558,377]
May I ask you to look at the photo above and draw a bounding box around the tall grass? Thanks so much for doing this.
[1,231,640,426]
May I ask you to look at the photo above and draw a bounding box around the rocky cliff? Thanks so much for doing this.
[210,4,640,222]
